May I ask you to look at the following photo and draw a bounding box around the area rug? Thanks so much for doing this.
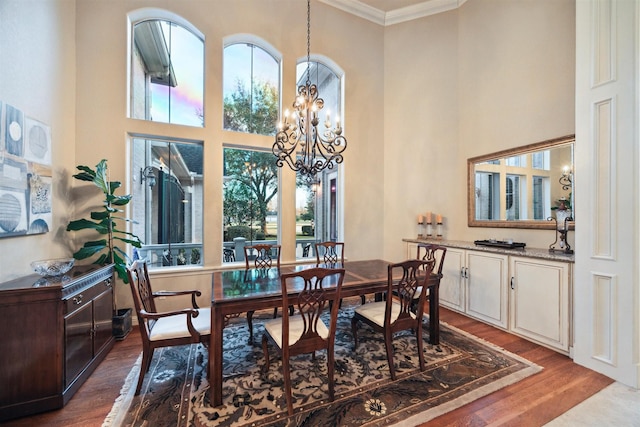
[104,303,541,427]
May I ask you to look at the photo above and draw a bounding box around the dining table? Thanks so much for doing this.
[208,258,442,407]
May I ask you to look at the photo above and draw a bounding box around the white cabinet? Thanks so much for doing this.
[465,251,509,329]
[439,247,466,312]
[407,242,466,312]
[408,243,508,328]
[405,240,573,355]
[509,256,571,353]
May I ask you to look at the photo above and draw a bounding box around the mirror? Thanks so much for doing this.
[468,135,574,229]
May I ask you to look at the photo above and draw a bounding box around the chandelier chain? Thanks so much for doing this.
[306,0,311,86]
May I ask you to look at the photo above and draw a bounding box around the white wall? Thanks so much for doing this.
[0,0,77,281]
[382,0,576,262]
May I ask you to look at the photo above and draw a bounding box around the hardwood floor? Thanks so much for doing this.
[2,307,613,427]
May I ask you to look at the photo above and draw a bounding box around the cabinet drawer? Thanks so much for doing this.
[64,280,110,315]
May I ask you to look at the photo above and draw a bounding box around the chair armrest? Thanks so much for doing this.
[153,289,202,309]
[140,307,202,320]
[140,307,204,339]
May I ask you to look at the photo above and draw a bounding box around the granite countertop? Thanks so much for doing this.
[403,238,575,263]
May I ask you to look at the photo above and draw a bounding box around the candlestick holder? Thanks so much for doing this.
[417,221,424,239]
[426,222,433,238]
[548,215,573,254]
[436,221,443,240]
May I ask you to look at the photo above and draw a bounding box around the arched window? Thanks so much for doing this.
[130,14,204,127]
[223,38,280,136]
[128,10,204,270]
[294,57,345,258]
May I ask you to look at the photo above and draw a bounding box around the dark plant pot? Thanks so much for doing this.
[113,308,133,341]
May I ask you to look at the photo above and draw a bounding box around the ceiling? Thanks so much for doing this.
[319,0,467,26]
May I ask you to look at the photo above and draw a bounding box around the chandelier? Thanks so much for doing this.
[272,0,347,183]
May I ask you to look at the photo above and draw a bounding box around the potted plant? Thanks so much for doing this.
[66,159,142,339]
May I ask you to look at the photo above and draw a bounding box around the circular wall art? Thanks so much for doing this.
[0,193,22,232]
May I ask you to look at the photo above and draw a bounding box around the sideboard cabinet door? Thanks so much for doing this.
[509,256,570,352]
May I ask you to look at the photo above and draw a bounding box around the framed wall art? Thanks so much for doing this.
[0,101,53,238]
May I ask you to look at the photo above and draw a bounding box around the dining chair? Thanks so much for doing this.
[244,243,282,343]
[412,243,447,313]
[351,258,435,380]
[126,260,211,395]
[315,241,360,307]
[261,267,346,415]
[315,241,345,264]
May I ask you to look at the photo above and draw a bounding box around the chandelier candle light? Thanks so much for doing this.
[272,0,347,183]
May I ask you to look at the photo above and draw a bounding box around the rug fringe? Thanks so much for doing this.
[102,353,142,427]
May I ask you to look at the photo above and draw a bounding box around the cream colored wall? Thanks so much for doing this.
[383,0,576,262]
[0,0,573,292]
[0,0,77,282]
[71,0,384,307]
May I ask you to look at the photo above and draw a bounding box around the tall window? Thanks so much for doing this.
[223,42,279,135]
[294,59,344,259]
[222,148,279,264]
[131,19,204,127]
[128,11,204,270]
[131,137,203,268]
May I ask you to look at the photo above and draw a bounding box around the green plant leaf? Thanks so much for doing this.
[73,244,107,260]
[67,218,109,234]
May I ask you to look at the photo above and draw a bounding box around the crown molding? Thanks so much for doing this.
[319,0,468,26]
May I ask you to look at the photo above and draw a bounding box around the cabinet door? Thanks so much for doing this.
[64,303,93,388]
[407,242,418,258]
[93,286,113,356]
[510,257,570,353]
[466,251,509,329]
[440,247,465,312]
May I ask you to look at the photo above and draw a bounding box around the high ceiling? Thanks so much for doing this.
[319,0,467,26]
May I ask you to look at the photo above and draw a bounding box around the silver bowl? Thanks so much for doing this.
[31,258,75,277]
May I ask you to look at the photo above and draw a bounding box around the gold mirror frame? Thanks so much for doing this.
[467,134,575,229]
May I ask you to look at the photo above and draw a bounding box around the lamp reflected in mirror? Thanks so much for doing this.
[559,165,573,191]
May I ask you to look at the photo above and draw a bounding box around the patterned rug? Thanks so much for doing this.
[104,302,541,427]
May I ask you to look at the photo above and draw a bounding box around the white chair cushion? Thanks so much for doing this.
[414,286,428,299]
[149,307,211,341]
[263,314,329,349]
[354,300,415,327]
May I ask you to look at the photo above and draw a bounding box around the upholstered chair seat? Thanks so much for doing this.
[148,308,211,341]
[353,300,415,328]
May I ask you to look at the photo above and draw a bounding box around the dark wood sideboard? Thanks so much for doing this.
[0,264,115,421]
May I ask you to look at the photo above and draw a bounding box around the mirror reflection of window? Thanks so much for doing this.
[475,172,500,220]
[505,155,527,167]
[469,136,574,228]
[505,175,524,220]
[532,150,550,170]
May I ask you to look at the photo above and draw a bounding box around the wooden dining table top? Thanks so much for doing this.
[211,259,392,306]
[207,258,443,407]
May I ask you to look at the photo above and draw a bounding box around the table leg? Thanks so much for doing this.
[210,304,224,407]
[429,283,440,345]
